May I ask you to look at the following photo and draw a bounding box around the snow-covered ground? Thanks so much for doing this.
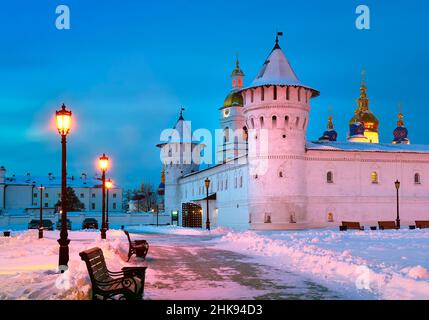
[0,226,428,300]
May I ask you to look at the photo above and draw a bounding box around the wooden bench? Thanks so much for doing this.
[340,221,364,231]
[124,230,149,262]
[79,247,147,300]
[415,221,429,229]
[378,221,397,230]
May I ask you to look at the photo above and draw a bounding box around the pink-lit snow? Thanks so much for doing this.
[0,226,428,300]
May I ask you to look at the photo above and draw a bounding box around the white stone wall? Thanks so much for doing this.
[305,149,429,226]
[178,161,249,230]
[243,85,315,230]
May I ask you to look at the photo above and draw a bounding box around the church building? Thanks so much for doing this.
[157,35,429,230]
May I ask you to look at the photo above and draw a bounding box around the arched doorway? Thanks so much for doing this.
[182,202,202,228]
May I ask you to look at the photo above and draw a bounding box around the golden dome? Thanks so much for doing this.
[223,91,243,108]
[349,72,379,132]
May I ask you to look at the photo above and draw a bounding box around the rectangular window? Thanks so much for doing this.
[273,86,277,100]
[33,193,37,198]
[92,193,95,198]
[113,203,117,210]
[91,203,95,210]
[80,193,84,198]
[240,176,243,188]
[44,203,48,208]
[113,193,117,199]
[45,193,49,198]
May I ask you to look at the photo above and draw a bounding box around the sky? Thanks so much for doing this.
[0,0,428,189]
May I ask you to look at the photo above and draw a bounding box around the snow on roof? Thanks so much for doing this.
[3,174,119,188]
[307,141,429,154]
[245,42,319,96]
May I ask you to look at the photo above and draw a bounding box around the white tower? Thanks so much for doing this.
[241,34,319,229]
[217,57,248,163]
[157,110,204,220]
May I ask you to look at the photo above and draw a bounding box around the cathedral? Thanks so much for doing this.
[157,35,429,230]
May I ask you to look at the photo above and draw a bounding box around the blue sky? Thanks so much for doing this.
[0,0,428,188]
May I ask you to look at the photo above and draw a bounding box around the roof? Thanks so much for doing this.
[2,174,119,188]
[306,141,429,154]
[157,111,201,146]
[245,40,319,96]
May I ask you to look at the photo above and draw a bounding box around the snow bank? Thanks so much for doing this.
[0,230,140,300]
[214,229,429,299]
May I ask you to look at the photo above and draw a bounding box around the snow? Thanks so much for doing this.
[1,226,429,300]
[307,140,429,154]
[245,44,318,95]
[214,228,429,299]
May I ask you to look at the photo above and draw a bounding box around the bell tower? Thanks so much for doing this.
[217,57,247,163]
[157,109,204,218]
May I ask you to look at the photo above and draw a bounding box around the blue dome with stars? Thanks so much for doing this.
[392,113,410,144]
[319,115,338,142]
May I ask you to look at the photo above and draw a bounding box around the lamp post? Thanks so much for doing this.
[395,180,401,229]
[38,184,45,239]
[105,179,113,230]
[55,103,72,269]
[204,177,211,230]
[99,154,109,239]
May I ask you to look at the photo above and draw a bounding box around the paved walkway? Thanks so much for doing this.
[141,233,343,300]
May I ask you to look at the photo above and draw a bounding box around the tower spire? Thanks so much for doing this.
[357,69,369,111]
[179,107,185,120]
[274,31,283,49]
[397,102,404,127]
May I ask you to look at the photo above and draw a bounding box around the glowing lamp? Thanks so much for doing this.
[99,154,109,172]
[56,104,72,136]
[105,179,113,189]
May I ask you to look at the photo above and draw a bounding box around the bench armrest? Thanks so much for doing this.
[122,266,147,278]
[132,240,148,245]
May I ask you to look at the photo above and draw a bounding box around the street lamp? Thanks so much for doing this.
[99,153,109,239]
[105,179,113,230]
[204,177,211,230]
[55,103,72,269]
[38,184,45,239]
[395,180,401,229]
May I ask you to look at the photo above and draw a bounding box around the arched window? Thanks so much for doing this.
[261,87,265,101]
[298,87,301,102]
[224,127,230,143]
[371,171,378,184]
[250,90,254,103]
[302,118,307,130]
[250,118,255,129]
[295,117,300,127]
[284,116,289,127]
[260,116,264,128]
[242,126,248,141]
[415,173,421,184]
[272,115,277,128]
[279,171,283,178]
[273,86,277,100]
[286,87,290,100]
[327,212,334,222]
[327,171,333,183]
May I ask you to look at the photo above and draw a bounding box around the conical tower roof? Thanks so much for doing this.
[246,35,319,97]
